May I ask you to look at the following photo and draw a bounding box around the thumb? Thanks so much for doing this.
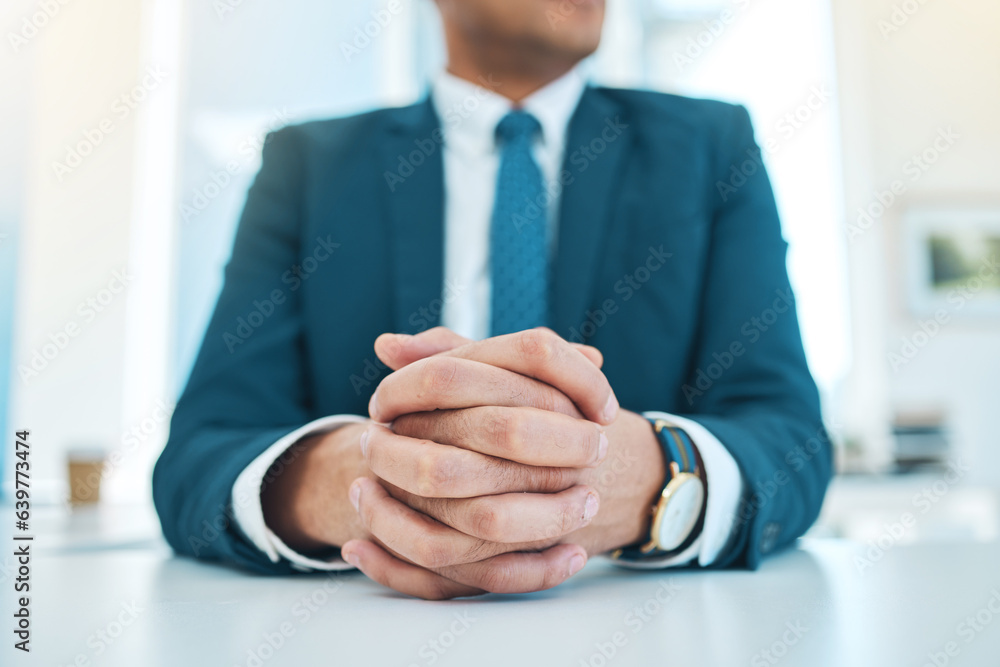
[374,327,472,370]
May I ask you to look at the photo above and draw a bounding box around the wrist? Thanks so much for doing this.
[261,422,371,552]
[617,417,708,559]
[575,410,667,554]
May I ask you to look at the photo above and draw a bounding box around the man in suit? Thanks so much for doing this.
[154,0,832,599]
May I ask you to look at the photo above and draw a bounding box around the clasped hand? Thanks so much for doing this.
[340,328,665,600]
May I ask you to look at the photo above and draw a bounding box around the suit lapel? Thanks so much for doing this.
[382,98,446,334]
[552,88,633,339]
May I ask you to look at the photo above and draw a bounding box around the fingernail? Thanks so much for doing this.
[368,392,379,420]
[568,554,586,577]
[597,432,608,461]
[344,549,361,568]
[360,429,370,456]
[348,481,361,510]
[602,393,619,423]
[583,493,599,522]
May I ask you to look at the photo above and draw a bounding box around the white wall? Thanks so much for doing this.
[3,0,422,502]
[832,0,1000,480]
[5,0,148,501]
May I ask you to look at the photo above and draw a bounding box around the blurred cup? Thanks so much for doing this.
[67,448,107,505]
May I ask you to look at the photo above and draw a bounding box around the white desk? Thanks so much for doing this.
[5,507,1000,667]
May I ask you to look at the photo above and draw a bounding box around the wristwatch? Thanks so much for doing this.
[612,418,707,560]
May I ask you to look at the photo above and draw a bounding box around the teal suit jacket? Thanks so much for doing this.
[153,86,832,573]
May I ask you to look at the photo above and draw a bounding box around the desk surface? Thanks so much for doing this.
[5,507,1000,667]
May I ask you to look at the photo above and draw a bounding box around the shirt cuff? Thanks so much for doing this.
[231,415,368,572]
[613,411,744,569]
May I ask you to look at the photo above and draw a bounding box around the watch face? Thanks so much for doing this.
[655,475,705,552]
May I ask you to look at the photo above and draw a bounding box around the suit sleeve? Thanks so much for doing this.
[679,105,833,569]
[153,126,318,574]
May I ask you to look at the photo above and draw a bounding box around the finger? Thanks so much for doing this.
[341,539,485,601]
[374,328,604,371]
[435,543,588,595]
[387,483,599,543]
[374,327,471,370]
[351,478,547,568]
[392,406,607,467]
[431,328,618,425]
[362,424,578,497]
[576,344,603,369]
[368,356,583,423]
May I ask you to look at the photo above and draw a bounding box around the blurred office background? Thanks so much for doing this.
[1,0,998,545]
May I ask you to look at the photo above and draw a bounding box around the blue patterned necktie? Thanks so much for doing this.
[490,110,548,337]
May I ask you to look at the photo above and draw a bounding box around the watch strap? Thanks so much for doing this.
[611,419,708,561]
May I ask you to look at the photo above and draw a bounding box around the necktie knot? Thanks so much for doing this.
[495,110,541,146]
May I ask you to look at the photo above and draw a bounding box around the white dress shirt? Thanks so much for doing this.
[232,68,745,572]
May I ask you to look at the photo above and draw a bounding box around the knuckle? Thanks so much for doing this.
[576,424,602,463]
[419,357,460,398]
[423,326,449,339]
[415,449,455,497]
[470,504,503,542]
[553,498,580,536]
[541,560,565,590]
[478,562,518,594]
[459,538,494,564]
[533,465,571,493]
[517,328,560,366]
[487,410,524,457]
[533,387,561,415]
[412,540,453,569]
[450,409,474,445]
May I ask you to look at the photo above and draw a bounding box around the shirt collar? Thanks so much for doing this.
[431,67,588,157]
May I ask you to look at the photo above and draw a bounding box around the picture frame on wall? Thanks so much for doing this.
[904,206,1000,318]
